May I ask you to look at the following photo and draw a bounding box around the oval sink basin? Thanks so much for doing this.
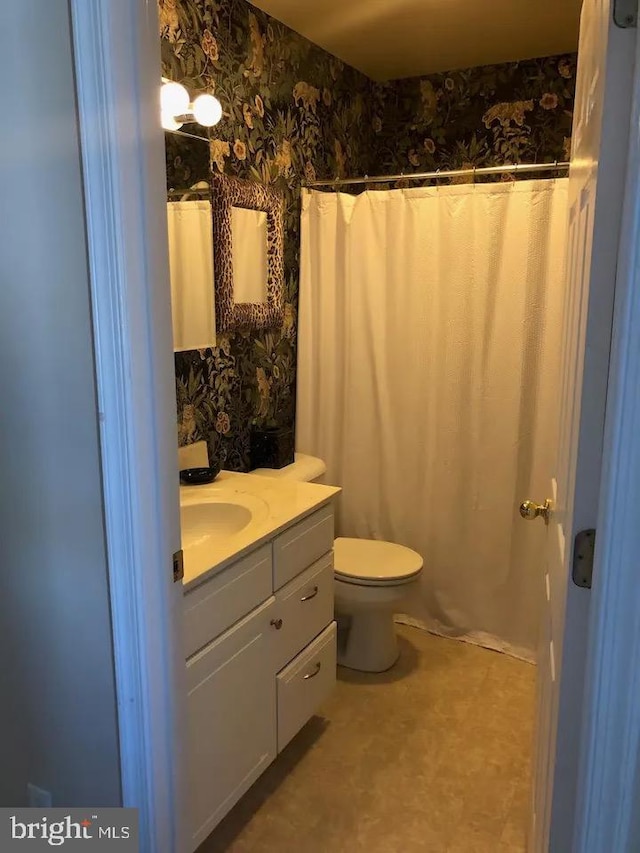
[181,501,252,546]
[179,489,271,581]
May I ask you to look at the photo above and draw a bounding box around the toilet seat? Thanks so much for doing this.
[333,537,423,587]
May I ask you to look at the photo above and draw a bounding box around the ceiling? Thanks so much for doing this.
[249,0,582,81]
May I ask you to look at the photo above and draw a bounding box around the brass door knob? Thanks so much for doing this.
[519,499,552,523]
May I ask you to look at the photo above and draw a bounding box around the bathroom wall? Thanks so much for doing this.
[160,0,372,470]
[371,55,577,177]
[161,0,577,471]
[0,0,121,806]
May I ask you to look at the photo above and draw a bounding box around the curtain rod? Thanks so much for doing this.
[304,161,570,188]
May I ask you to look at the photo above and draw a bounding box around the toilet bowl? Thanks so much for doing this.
[333,537,423,672]
[251,454,423,672]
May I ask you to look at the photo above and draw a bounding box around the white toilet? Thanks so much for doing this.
[252,453,423,672]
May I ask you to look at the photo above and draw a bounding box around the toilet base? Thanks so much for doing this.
[338,610,399,673]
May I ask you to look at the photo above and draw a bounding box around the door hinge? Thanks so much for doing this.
[173,549,184,583]
[614,0,637,27]
[572,529,596,589]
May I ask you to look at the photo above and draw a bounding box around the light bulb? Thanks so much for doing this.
[192,93,223,127]
[161,111,183,131]
[161,81,190,117]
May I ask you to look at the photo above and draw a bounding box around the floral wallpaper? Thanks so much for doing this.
[370,54,576,180]
[161,0,372,470]
[160,0,577,471]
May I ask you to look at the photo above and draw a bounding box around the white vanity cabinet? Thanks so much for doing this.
[186,597,277,846]
[183,502,336,851]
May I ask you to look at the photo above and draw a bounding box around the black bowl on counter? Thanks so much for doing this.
[179,465,221,486]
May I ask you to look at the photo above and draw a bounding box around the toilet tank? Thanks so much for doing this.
[250,453,327,483]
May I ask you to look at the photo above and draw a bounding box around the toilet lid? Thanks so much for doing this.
[334,538,423,584]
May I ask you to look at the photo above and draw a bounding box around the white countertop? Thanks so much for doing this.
[181,470,340,591]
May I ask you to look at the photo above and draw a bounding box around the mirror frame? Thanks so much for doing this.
[211,173,285,332]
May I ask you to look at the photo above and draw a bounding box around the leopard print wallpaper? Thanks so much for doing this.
[370,55,576,177]
[163,0,373,471]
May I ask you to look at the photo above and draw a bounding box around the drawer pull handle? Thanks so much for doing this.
[270,618,283,630]
[300,585,319,602]
[303,662,322,680]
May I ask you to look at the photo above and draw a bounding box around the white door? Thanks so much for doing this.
[70,1,189,850]
[527,2,636,850]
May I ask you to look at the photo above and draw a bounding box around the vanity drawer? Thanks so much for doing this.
[273,504,334,590]
[271,552,334,672]
[184,543,272,659]
[277,622,337,753]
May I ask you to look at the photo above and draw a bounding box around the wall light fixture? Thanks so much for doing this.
[161,78,222,131]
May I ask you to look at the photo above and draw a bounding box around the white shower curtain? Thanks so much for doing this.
[297,180,568,659]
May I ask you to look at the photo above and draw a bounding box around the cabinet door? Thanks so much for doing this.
[186,596,277,850]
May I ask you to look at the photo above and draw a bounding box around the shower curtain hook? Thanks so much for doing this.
[472,165,477,184]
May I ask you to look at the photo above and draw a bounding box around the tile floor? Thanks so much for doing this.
[199,624,536,853]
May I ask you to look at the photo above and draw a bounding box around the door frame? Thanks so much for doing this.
[572,28,640,852]
[69,0,640,851]
[69,1,185,851]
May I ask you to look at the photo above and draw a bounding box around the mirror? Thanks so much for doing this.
[231,207,268,304]
[166,187,216,351]
[212,174,284,332]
